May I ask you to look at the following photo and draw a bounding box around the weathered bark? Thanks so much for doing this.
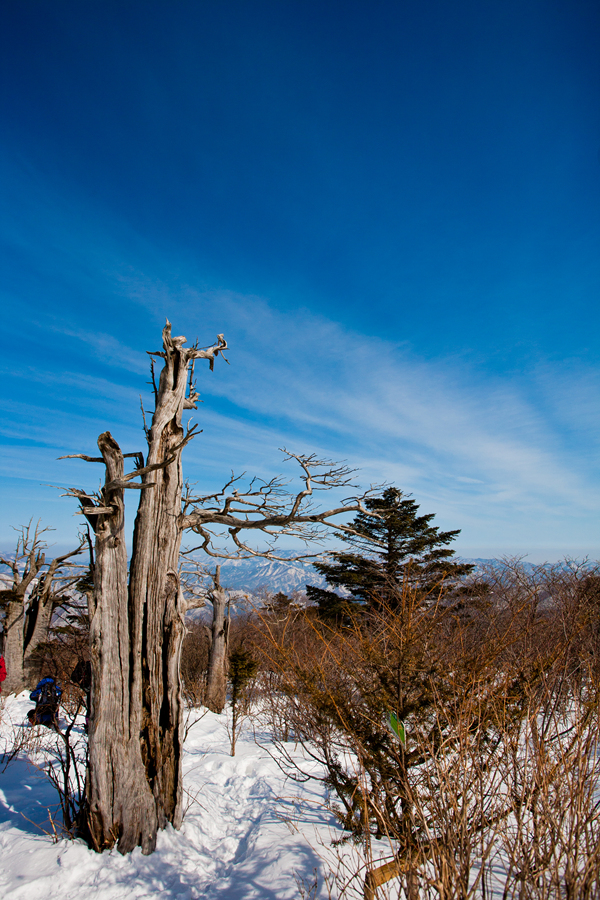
[81,323,227,854]
[2,598,26,693]
[204,567,229,714]
[3,594,58,693]
[126,347,189,846]
[83,432,158,853]
[1,539,44,693]
[22,592,55,684]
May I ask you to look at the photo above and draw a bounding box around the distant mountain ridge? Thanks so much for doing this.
[193,552,500,596]
[0,553,537,601]
[192,551,330,595]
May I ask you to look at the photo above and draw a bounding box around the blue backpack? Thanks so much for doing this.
[30,677,62,723]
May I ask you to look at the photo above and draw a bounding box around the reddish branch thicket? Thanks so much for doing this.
[251,560,600,900]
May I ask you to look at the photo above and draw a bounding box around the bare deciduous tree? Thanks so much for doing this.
[0,522,83,693]
[62,321,375,855]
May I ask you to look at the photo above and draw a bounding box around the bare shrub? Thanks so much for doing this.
[1,698,87,838]
[497,671,600,900]
[254,560,600,899]
[181,622,210,707]
[43,703,87,834]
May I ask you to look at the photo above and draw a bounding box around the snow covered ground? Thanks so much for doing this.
[0,693,379,900]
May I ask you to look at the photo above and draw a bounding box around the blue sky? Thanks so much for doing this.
[1,0,599,559]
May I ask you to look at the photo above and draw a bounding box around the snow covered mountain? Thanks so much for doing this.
[187,553,499,597]
[0,553,518,603]
[192,551,329,596]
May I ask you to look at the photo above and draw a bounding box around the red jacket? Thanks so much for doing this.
[0,656,6,689]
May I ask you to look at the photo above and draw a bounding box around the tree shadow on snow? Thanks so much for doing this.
[201,804,334,900]
[212,843,327,900]
[0,754,63,837]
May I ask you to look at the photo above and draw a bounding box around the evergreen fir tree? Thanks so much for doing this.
[262,590,306,619]
[307,487,473,617]
[262,591,292,614]
[305,585,363,624]
[228,647,258,756]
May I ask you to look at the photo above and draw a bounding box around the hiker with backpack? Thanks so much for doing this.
[27,676,61,728]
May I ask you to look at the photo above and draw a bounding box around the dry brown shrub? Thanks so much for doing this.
[251,561,600,899]
[181,622,210,707]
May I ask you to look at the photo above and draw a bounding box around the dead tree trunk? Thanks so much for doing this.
[22,591,55,684]
[126,328,197,845]
[62,320,375,856]
[2,598,26,693]
[69,323,227,854]
[4,594,58,692]
[0,526,82,693]
[1,530,44,693]
[83,432,158,853]
[204,566,229,714]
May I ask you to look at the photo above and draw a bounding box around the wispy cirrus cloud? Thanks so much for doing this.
[2,219,598,558]
[45,327,150,375]
[92,275,600,557]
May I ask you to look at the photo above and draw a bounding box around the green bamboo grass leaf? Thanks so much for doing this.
[389,711,405,744]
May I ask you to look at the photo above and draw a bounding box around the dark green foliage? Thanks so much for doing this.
[228,647,258,756]
[262,591,292,614]
[308,486,473,616]
[261,590,306,619]
[75,566,94,597]
[229,647,258,703]
[304,585,363,624]
[51,595,90,638]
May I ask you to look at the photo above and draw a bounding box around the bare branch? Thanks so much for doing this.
[189,332,229,371]
[58,453,104,463]
[59,450,144,465]
[0,521,52,596]
[105,483,156,492]
[103,429,199,493]
[140,396,150,440]
[179,451,384,561]
[148,322,228,373]
[149,354,158,403]
[36,542,85,604]
[182,471,247,513]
